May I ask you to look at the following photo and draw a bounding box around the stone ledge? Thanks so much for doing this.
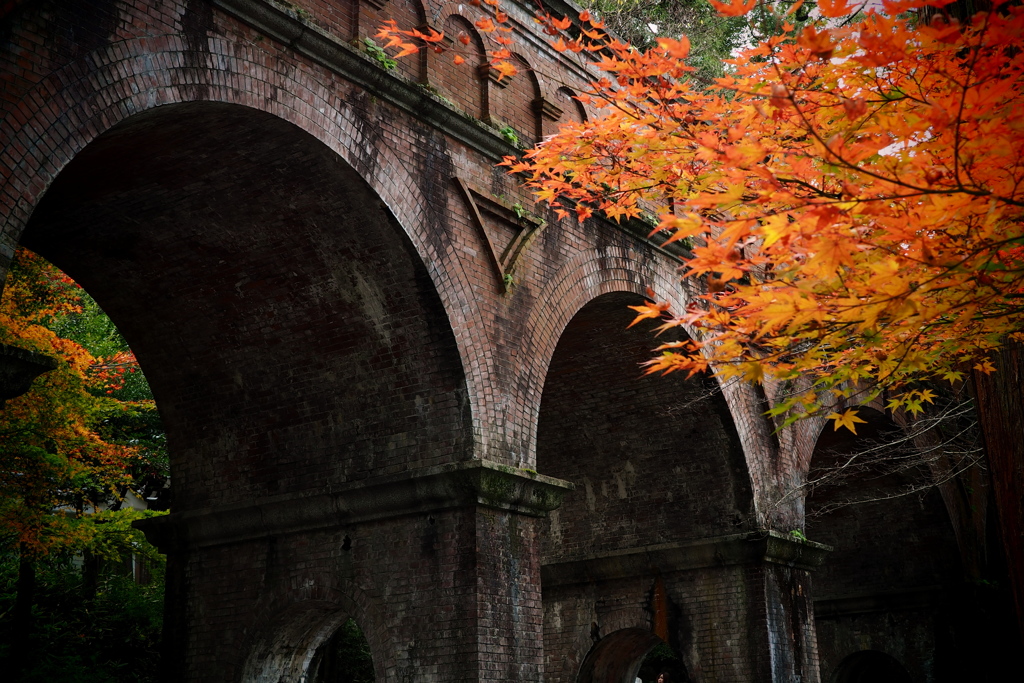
[541,531,832,587]
[135,460,573,552]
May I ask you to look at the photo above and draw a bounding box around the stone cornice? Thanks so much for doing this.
[814,585,944,618]
[135,460,573,552]
[211,0,518,161]
[541,531,832,587]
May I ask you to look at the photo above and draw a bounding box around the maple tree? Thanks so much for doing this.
[0,248,168,677]
[382,0,1024,430]
[0,248,158,556]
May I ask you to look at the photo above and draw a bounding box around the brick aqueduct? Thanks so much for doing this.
[0,1,1006,681]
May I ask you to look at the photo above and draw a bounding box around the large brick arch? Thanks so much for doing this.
[513,244,686,468]
[512,243,773,504]
[528,261,763,682]
[22,100,472,507]
[0,14,532,460]
[535,289,754,556]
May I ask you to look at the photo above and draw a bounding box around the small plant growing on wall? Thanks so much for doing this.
[498,125,520,148]
[363,38,397,71]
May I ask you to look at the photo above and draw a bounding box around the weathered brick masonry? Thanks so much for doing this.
[0,0,996,681]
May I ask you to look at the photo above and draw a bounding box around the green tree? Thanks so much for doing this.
[577,0,754,81]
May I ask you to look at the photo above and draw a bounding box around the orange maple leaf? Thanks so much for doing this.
[656,36,691,60]
[708,0,756,17]
[817,0,853,18]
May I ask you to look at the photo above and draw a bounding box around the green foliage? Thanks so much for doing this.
[499,125,521,147]
[45,283,169,507]
[1,249,169,555]
[579,0,747,81]
[637,641,687,682]
[309,618,375,682]
[48,293,152,402]
[363,38,397,70]
[83,509,167,564]
[0,550,164,683]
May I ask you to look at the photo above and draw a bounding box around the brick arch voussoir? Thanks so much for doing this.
[432,0,462,24]
[514,245,686,468]
[599,608,654,637]
[579,624,664,683]
[0,33,492,450]
[238,582,390,683]
[441,12,487,54]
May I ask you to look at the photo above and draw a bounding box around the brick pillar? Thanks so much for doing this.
[137,461,572,682]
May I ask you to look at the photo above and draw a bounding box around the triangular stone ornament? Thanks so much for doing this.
[454,177,546,294]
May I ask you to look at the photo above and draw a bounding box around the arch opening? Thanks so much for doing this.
[536,291,753,561]
[242,605,379,683]
[21,101,472,512]
[634,640,688,683]
[307,617,376,683]
[578,628,662,683]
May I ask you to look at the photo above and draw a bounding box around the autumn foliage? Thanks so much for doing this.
[382,0,1024,429]
[0,249,147,556]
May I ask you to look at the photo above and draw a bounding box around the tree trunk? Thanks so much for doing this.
[10,544,36,673]
[972,340,1024,646]
[82,549,99,600]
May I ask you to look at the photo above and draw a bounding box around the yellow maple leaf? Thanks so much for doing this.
[827,408,867,434]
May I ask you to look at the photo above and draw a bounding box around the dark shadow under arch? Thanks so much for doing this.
[807,409,963,682]
[806,407,961,598]
[307,618,375,683]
